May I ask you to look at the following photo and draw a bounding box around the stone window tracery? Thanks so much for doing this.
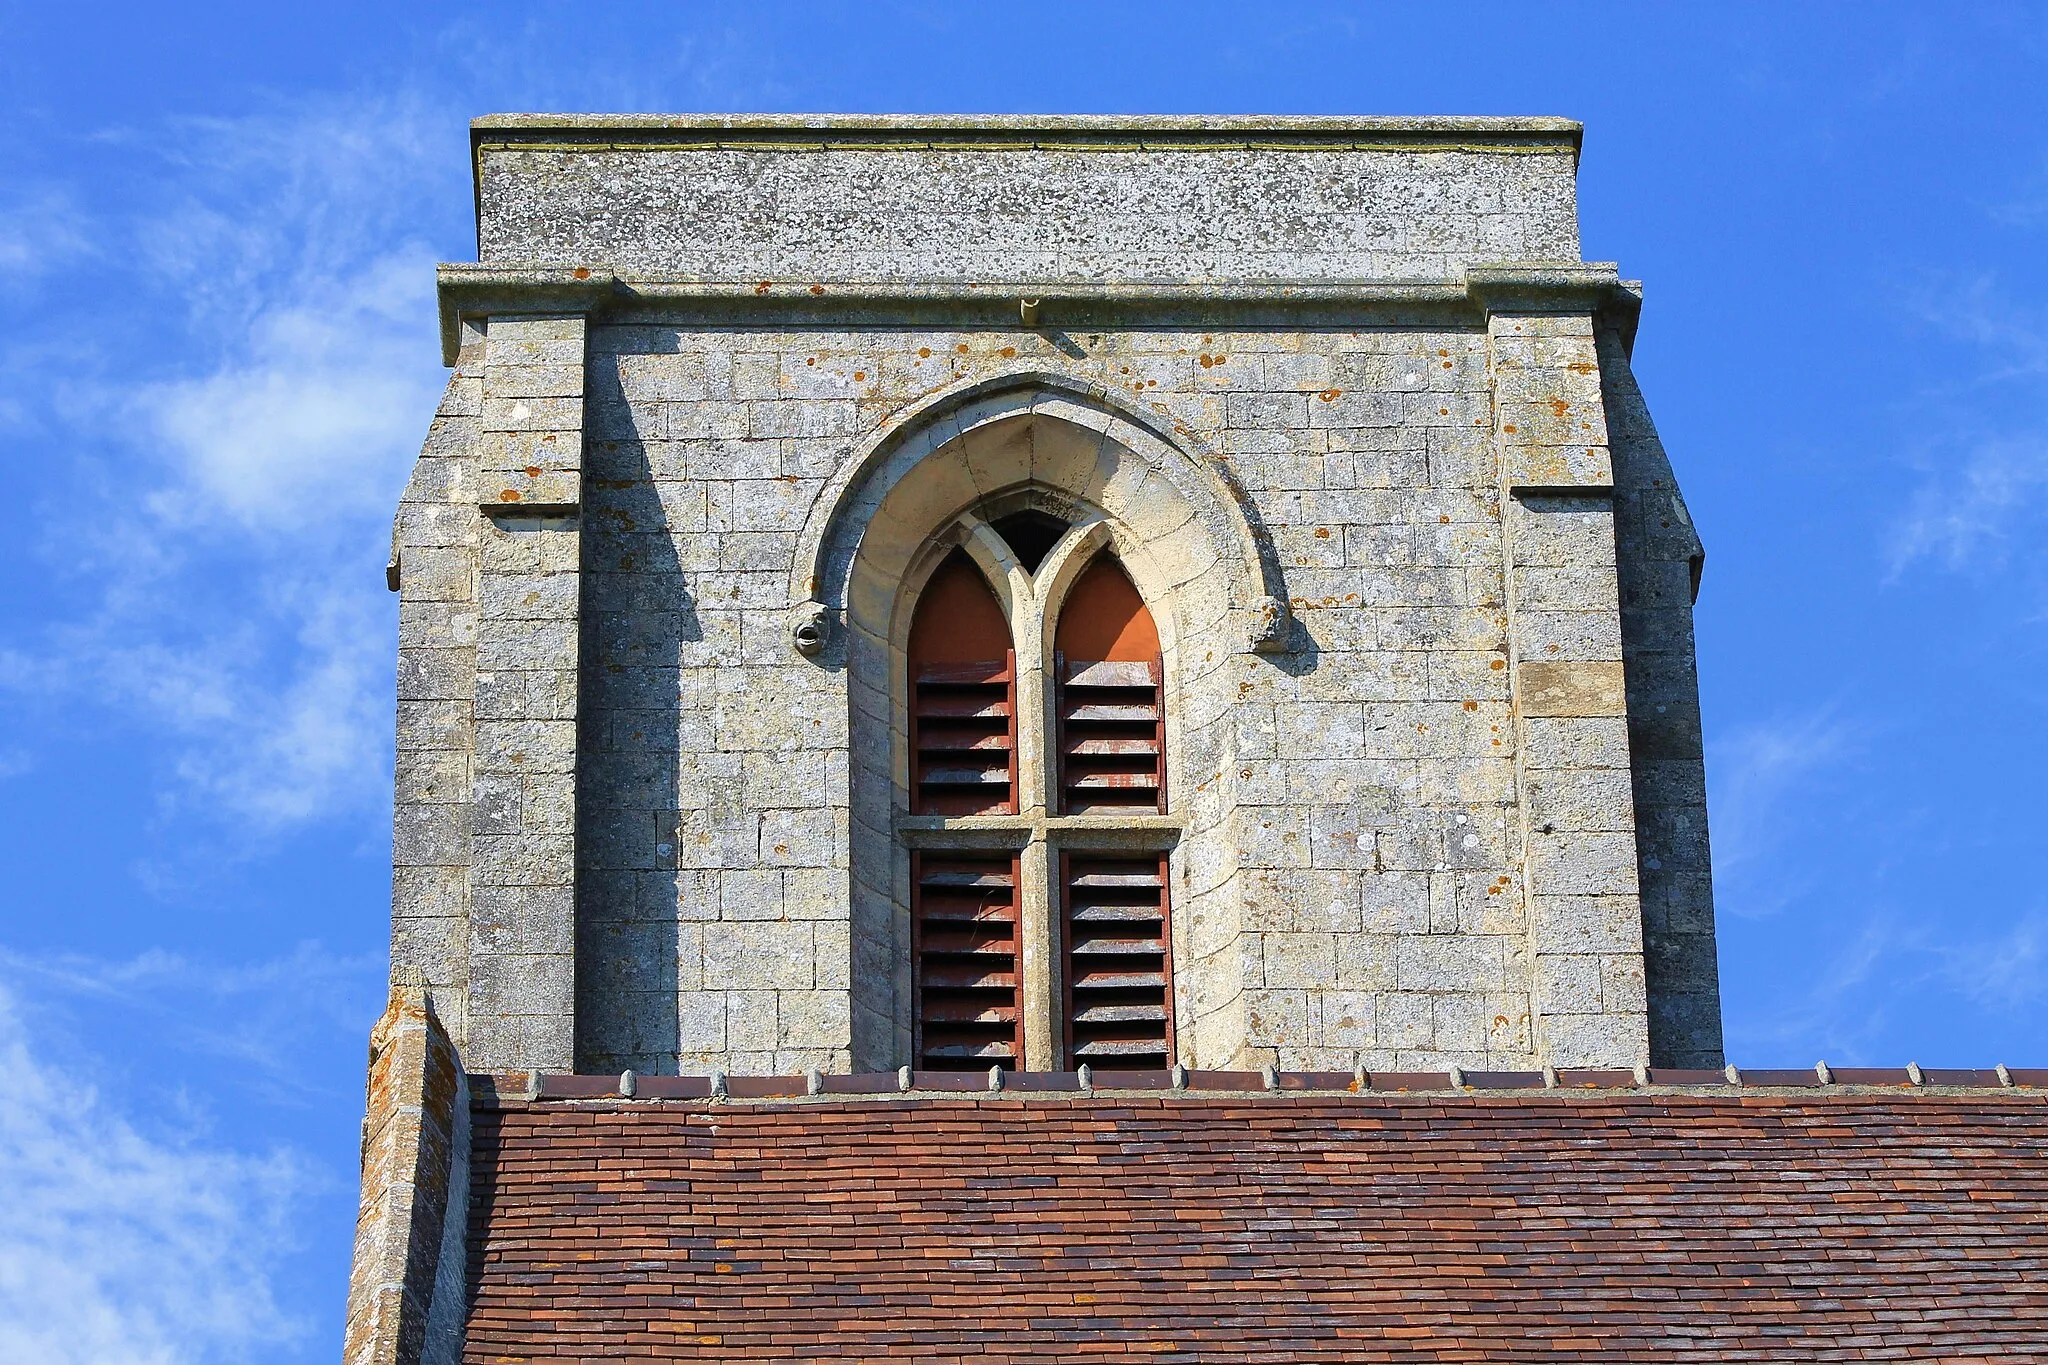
[899,509,1176,1074]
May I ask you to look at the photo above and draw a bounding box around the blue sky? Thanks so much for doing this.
[2,4,2045,1361]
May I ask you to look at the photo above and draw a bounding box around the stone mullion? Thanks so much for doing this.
[1017,837,1058,1071]
[465,313,588,1073]
[1011,582,1058,1070]
[1489,310,1650,1070]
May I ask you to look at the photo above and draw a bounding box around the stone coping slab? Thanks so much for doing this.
[471,112,1584,146]
[474,1064,2046,1107]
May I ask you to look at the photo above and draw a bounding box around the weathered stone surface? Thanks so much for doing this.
[473,115,1582,283]
[342,974,467,1365]
[382,114,1721,1087]
[1518,660,1629,718]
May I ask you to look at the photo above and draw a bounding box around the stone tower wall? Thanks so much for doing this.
[387,116,1723,1076]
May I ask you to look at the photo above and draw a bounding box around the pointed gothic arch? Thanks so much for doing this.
[834,383,1256,1074]
[787,372,1290,660]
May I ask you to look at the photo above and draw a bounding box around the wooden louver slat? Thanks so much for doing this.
[1055,655,1164,814]
[913,653,1017,816]
[913,853,1022,1071]
[1062,853,1172,1070]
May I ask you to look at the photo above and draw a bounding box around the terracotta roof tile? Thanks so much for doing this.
[461,1086,2048,1361]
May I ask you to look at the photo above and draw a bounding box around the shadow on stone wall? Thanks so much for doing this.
[1600,326,1726,1069]
[574,353,688,1073]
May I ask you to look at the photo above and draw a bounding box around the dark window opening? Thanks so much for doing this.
[991,510,1070,574]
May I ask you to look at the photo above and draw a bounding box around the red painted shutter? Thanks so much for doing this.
[1053,556,1164,815]
[908,552,1017,817]
[912,654,1017,816]
[1055,655,1164,814]
[1061,852,1172,1070]
[912,853,1023,1071]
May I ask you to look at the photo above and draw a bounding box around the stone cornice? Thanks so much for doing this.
[435,263,1642,365]
[471,112,1583,155]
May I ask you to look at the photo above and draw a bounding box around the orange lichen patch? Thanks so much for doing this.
[754,281,772,295]
[918,347,931,358]
[1567,361,1597,374]
[1439,407,1450,416]
[1313,527,1330,539]
[1490,659,1506,671]
[498,489,522,502]
[853,371,866,382]
[1463,701,1479,712]
[1318,388,1342,402]
[1000,347,1017,358]
[806,357,816,365]
[1503,424,1518,434]
[808,284,824,295]
[957,343,970,353]
[1548,397,1571,419]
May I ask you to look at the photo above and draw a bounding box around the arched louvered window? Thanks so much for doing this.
[1053,555,1171,1068]
[1054,557,1164,815]
[907,551,1016,817]
[906,552,1022,1071]
[899,531,1174,1074]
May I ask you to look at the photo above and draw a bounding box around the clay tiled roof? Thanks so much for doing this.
[462,1075,2048,1361]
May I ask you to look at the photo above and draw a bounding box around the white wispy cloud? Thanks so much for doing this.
[0,188,96,280]
[1933,907,2048,1013]
[1,942,383,1106]
[0,981,312,1365]
[0,92,460,837]
[1726,901,2048,1066]
[1706,706,1865,919]
[141,248,442,530]
[1888,432,2048,575]
[1888,274,2048,578]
